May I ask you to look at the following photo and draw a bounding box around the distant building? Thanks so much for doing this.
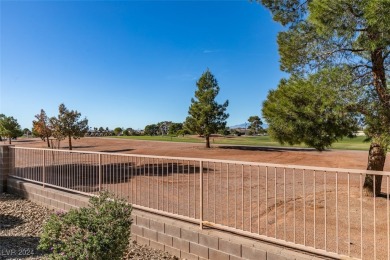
[355,131,366,136]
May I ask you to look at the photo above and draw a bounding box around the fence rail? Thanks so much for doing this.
[9,147,390,260]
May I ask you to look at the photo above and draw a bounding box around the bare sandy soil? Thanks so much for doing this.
[9,137,390,259]
[10,136,390,171]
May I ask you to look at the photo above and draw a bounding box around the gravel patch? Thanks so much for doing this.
[0,193,178,260]
[0,193,50,260]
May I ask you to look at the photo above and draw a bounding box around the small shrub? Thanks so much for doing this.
[38,191,132,260]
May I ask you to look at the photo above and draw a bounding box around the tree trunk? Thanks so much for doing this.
[205,135,210,148]
[68,135,72,150]
[46,136,51,148]
[370,48,389,107]
[363,142,386,197]
[8,136,11,144]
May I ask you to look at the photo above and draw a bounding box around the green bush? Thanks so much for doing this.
[38,191,132,260]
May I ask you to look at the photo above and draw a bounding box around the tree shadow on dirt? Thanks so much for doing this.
[60,145,96,149]
[99,149,134,153]
[218,145,320,152]
[12,162,205,192]
[378,193,390,200]
[12,139,40,143]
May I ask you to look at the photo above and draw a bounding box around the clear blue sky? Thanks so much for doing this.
[1,0,285,130]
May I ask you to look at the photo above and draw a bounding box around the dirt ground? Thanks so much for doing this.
[9,137,390,259]
[9,136,390,171]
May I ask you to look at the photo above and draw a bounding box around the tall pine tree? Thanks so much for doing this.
[259,0,390,196]
[186,70,229,148]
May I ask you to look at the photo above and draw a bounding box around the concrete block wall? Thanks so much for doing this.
[0,145,13,193]
[7,178,326,260]
[7,178,89,211]
[130,211,323,260]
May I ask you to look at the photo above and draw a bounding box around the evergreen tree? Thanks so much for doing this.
[186,69,229,148]
[263,68,359,150]
[247,116,263,135]
[144,124,158,136]
[258,0,390,196]
[157,121,172,136]
[168,123,183,136]
[23,128,32,137]
[113,127,123,136]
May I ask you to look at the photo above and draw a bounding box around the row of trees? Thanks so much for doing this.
[33,104,88,150]
[143,121,185,136]
[1,69,259,150]
[98,123,184,137]
[84,127,144,137]
[86,127,113,137]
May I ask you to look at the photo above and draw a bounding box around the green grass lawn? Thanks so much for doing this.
[111,135,370,151]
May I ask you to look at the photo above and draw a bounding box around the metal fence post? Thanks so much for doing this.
[42,150,45,188]
[98,153,102,192]
[200,160,203,229]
